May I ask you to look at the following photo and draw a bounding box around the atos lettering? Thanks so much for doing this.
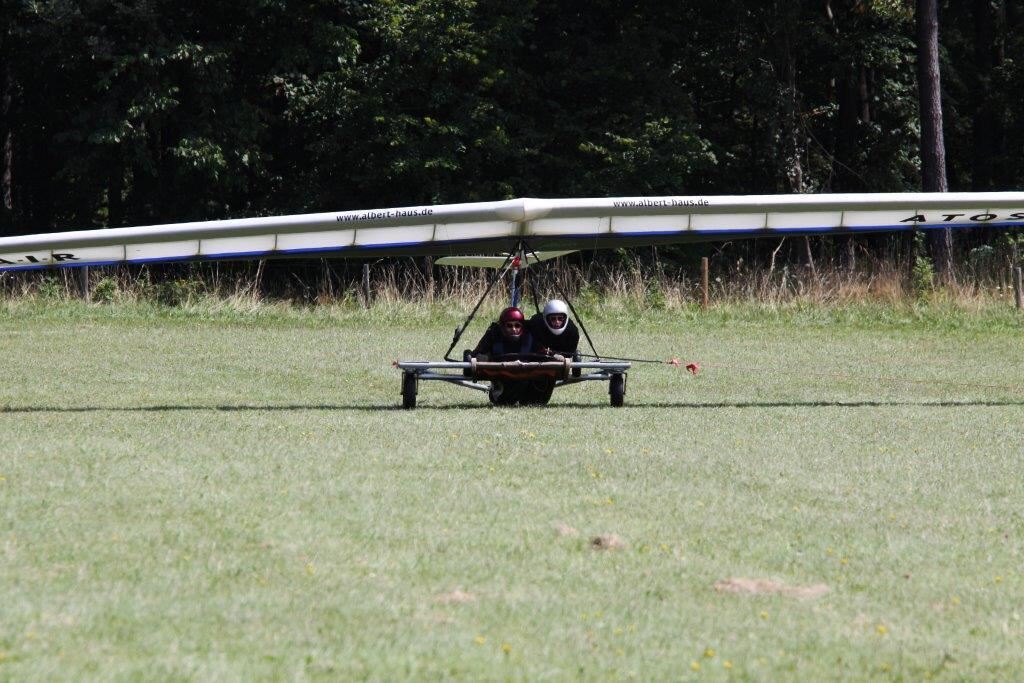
[900,212,1024,223]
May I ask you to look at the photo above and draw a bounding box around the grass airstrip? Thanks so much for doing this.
[1,300,1022,679]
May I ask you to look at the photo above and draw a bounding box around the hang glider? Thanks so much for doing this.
[1,192,1023,271]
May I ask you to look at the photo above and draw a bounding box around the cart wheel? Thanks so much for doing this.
[402,372,417,409]
[488,381,504,405]
[609,373,625,407]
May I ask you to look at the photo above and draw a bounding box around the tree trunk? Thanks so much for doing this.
[916,0,954,282]
[783,39,804,193]
[108,152,124,227]
[835,68,859,191]
[2,62,12,212]
[972,0,998,190]
[771,0,804,193]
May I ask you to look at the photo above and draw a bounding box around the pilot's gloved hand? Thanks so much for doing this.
[552,353,565,361]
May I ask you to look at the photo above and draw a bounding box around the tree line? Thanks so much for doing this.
[1,1,1022,268]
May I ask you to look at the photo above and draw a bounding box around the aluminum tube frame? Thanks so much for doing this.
[413,374,491,392]
[396,361,631,371]
[556,372,621,386]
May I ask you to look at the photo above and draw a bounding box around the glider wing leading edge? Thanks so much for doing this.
[1,193,1023,271]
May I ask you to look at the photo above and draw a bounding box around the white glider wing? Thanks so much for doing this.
[1,193,1022,271]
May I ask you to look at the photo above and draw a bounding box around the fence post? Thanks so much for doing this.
[423,256,434,300]
[77,265,90,302]
[700,257,709,309]
[362,263,371,308]
[1014,266,1023,310]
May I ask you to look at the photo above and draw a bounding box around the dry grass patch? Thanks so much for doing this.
[714,577,829,599]
[554,523,579,537]
[434,589,476,604]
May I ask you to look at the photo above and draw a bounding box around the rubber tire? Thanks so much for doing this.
[402,372,417,409]
[520,378,555,406]
[609,373,625,407]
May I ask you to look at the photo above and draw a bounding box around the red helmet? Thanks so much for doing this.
[498,307,526,339]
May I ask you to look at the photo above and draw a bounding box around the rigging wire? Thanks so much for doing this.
[523,242,601,359]
[581,352,1024,395]
[692,361,1024,396]
[443,250,517,361]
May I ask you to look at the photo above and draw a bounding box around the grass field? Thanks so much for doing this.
[1,300,1022,679]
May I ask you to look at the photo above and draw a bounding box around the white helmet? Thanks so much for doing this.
[542,299,570,335]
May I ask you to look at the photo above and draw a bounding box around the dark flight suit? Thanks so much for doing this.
[520,315,581,405]
[473,323,533,358]
[472,323,534,405]
[527,314,580,356]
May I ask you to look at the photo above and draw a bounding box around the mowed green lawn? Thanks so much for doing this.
[1,302,1022,679]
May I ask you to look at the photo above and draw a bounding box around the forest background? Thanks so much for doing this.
[1,0,1023,302]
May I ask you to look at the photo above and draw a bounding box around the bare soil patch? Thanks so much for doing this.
[590,534,626,550]
[713,577,828,599]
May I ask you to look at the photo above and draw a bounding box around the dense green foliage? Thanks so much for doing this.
[1,0,1022,238]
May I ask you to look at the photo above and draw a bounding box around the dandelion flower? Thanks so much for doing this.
[704,648,715,658]
[690,661,700,671]
[474,635,486,645]
[723,660,733,669]
[502,643,512,654]
[876,625,888,635]
[759,611,768,619]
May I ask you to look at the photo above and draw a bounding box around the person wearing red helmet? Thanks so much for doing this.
[472,306,533,358]
[470,306,536,405]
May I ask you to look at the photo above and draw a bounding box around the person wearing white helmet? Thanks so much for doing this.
[512,299,581,405]
[527,299,580,357]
